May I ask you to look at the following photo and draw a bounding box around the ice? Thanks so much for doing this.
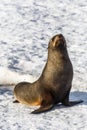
[0,0,87,129]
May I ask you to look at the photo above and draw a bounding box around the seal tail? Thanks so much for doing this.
[31,104,54,114]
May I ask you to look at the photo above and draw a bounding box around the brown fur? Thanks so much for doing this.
[14,34,83,114]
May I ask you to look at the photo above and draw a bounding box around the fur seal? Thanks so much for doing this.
[13,34,83,114]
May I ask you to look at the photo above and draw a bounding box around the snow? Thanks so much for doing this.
[0,0,87,129]
[0,67,37,85]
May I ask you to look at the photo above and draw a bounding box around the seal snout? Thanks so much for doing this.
[58,34,63,38]
[51,34,66,48]
[58,34,66,47]
[58,34,65,41]
[53,34,65,42]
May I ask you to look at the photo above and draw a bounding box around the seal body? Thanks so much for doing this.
[14,34,83,114]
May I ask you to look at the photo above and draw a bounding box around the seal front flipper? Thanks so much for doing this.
[62,92,83,106]
[31,104,54,114]
[62,100,83,106]
[62,87,83,106]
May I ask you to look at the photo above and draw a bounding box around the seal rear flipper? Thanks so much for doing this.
[62,100,83,106]
[13,100,19,103]
[31,104,54,114]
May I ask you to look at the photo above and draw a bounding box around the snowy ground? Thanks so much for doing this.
[0,0,87,129]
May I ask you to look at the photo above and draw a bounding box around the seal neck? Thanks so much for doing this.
[47,47,69,63]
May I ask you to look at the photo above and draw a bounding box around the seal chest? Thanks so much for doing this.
[14,34,83,114]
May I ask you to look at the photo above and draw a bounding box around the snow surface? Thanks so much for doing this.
[0,0,87,129]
